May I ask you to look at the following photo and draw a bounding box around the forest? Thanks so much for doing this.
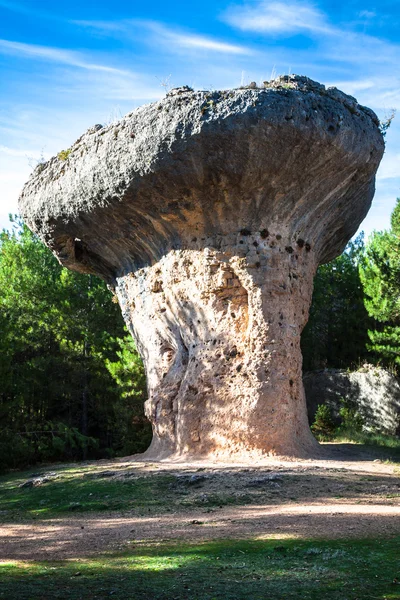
[1,200,400,472]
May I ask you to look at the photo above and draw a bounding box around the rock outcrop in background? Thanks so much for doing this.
[304,366,400,435]
[19,75,384,459]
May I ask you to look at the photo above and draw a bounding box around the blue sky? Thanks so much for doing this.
[1,0,399,238]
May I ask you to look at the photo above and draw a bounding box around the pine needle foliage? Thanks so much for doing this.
[360,199,400,370]
[0,216,149,470]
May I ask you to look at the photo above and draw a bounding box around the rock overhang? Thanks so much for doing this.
[19,75,384,284]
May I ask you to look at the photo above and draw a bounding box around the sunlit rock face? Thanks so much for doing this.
[19,76,384,459]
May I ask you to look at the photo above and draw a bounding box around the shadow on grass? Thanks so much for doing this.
[1,537,400,600]
[320,441,400,462]
[0,472,176,518]
[0,462,399,524]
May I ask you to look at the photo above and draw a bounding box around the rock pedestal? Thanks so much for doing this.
[118,237,317,458]
[19,76,384,459]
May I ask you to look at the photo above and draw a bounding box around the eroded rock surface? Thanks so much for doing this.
[19,75,384,459]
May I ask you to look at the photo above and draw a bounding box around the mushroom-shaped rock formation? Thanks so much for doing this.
[19,75,384,460]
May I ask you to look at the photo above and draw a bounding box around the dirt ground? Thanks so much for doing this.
[1,443,400,561]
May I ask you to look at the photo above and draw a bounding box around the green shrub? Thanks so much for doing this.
[0,424,98,473]
[311,404,335,440]
[57,148,71,161]
[338,397,364,432]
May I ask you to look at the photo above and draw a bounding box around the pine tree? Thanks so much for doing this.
[0,217,149,470]
[360,199,400,369]
[302,234,373,370]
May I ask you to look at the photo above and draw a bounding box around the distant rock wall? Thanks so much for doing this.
[304,366,400,435]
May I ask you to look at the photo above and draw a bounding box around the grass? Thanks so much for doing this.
[323,427,400,464]
[1,451,400,598]
[0,467,176,520]
[1,452,399,523]
[0,466,247,522]
[1,537,400,599]
[334,428,400,455]
[312,411,400,461]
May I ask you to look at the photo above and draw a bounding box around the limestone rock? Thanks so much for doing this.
[304,365,400,435]
[19,75,384,459]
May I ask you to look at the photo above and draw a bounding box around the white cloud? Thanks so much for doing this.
[0,39,130,74]
[74,19,253,55]
[146,22,253,54]
[327,77,400,112]
[173,32,250,54]
[51,68,164,103]
[223,1,332,35]
[73,19,127,33]
[332,79,376,94]
[222,0,400,80]
[359,197,396,237]
[0,166,31,229]
[0,145,50,160]
[221,3,400,118]
[358,10,376,19]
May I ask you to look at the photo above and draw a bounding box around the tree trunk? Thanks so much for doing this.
[81,339,89,460]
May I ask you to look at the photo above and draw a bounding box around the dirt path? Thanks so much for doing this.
[2,502,400,561]
[1,444,400,561]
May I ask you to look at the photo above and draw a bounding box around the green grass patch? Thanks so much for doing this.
[1,537,400,599]
[311,401,400,461]
[0,466,272,522]
[334,428,400,457]
[0,467,175,520]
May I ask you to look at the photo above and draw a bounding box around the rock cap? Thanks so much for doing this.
[19,75,384,282]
